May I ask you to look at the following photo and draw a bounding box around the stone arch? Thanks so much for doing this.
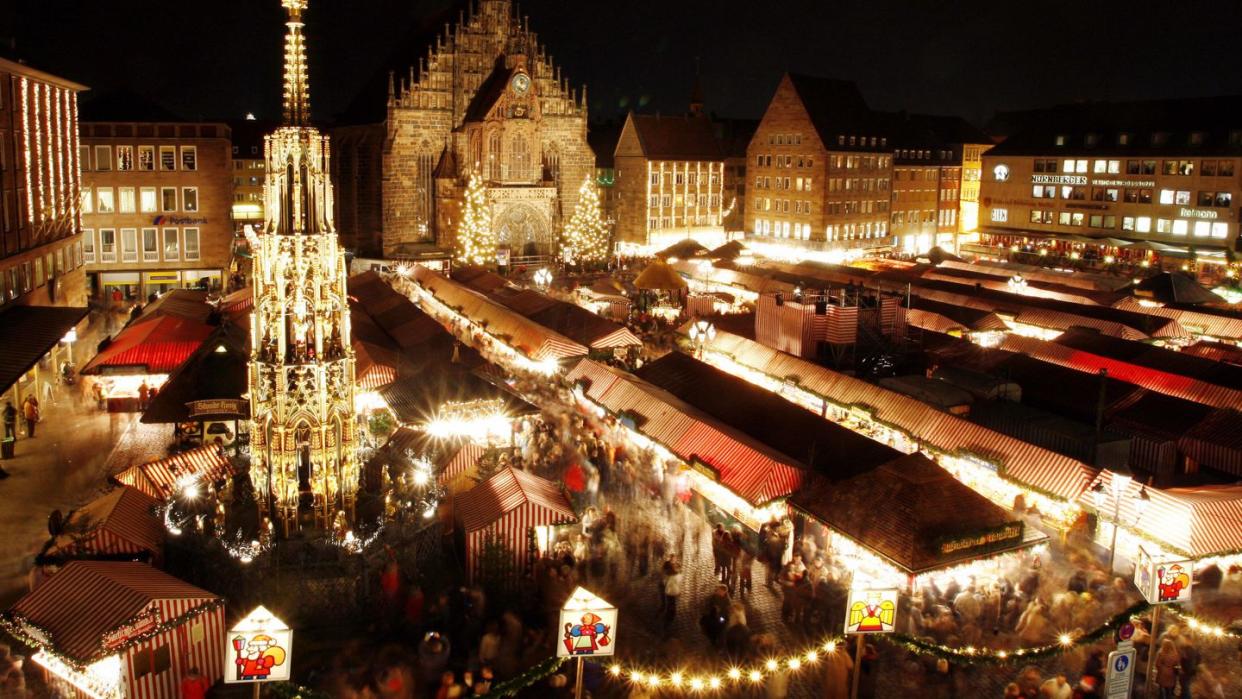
[494,202,554,256]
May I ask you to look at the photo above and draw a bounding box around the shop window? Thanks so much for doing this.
[132,644,171,680]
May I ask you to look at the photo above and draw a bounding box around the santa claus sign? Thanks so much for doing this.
[1134,547,1193,605]
[557,587,617,657]
[224,605,293,683]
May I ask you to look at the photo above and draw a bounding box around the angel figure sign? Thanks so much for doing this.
[845,589,898,634]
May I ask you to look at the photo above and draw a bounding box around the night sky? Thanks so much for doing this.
[8,0,1242,127]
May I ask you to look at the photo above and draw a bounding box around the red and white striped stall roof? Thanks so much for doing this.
[438,441,489,488]
[354,340,400,391]
[701,332,1096,501]
[114,445,235,502]
[1114,298,1242,343]
[3,561,221,666]
[566,359,805,505]
[47,487,164,561]
[454,468,577,579]
[1079,470,1242,558]
[998,334,1242,410]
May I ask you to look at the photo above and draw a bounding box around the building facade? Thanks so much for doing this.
[978,97,1242,274]
[613,113,728,252]
[746,74,892,255]
[80,120,232,300]
[333,0,594,260]
[0,57,88,308]
[229,118,274,234]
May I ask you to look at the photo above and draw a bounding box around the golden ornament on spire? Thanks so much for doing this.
[281,0,311,125]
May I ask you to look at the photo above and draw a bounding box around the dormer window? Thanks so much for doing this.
[1054,135,1066,146]
[1117,133,1130,146]
[1084,133,1099,147]
[1189,131,1205,146]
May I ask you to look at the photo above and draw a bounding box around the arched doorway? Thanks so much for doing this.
[494,202,553,257]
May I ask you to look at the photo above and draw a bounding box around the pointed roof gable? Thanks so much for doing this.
[783,73,873,145]
[621,112,723,161]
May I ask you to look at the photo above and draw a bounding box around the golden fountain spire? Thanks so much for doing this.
[281,0,311,125]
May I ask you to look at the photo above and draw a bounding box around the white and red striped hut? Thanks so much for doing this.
[113,445,235,503]
[43,487,164,567]
[1,561,225,699]
[453,467,577,581]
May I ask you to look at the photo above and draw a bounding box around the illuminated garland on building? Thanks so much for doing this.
[34,81,45,222]
[20,77,33,223]
[454,172,496,266]
[562,176,610,265]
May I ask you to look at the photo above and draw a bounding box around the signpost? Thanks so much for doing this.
[225,606,292,699]
[844,589,898,699]
[1105,646,1136,699]
[1133,546,1193,696]
[558,587,616,699]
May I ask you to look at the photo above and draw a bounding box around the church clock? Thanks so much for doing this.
[511,72,531,96]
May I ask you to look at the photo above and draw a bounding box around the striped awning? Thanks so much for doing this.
[2,561,219,665]
[1179,410,1242,478]
[82,316,214,375]
[46,487,163,560]
[676,421,804,506]
[699,332,1095,501]
[438,441,488,487]
[1080,471,1242,558]
[999,334,1242,410]
[454,467,576,533]
[114,445,235,501]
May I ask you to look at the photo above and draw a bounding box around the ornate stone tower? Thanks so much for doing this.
[249,0,358,532]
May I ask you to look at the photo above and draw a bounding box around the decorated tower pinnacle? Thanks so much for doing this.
[282,0,311,125]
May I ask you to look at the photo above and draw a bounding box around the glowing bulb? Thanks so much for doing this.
[1058,633,1073,646]
[689,677,704,691]
[709,677,721,689]
[727,668,741,680]
[765,659,778,671]
[670,672,683,687]
[805,651,818,663]
[824,641,837,653]
[748,670,762,682]
[412,470,430,487]
[609,665,621,676]
[997,651,1008,659]
[630,671,644,683]
[647,675,660,687]
[787,658,802,670]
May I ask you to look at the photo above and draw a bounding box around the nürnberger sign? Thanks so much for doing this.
[1031,174,1086,185]
[1179,207,1219,220]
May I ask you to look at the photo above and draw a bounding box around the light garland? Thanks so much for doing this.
[20,77,33,223]
[1167,607,1242,640]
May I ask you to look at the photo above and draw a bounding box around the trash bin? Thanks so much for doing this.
[1,437,14,460]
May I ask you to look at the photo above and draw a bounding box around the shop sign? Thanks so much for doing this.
[844,588,898,634]
[557,587,617,657]
[153,216,208,225]
[1092,179,1154,188]
[1133,546,1193,605]
[188,399,248,418]
[102,608,162,650]
[936,522,1024,557]
[1031,174,1086,185]
[145,272,180,283]
[689,457,719,482]
[225,606,292,684]
[1179,207,1218,220]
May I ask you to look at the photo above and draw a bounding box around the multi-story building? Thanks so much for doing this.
[978,96,1242,275]
[746,73,892,256]
[0,58,88,309]
[613,112,728,252]
[959,141,993,241]
[715,117,758,237]
[80,119,232,300]
[228,118,274,233]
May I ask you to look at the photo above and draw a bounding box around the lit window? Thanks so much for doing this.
[1172,220,1188,236]
[181,146,197,171]
[1194,221,1211,238]
[183,228,200,261]
[162,187,178,211]
[116,146,133,171]
[1122,217,1135,231]
[991,208,1008,222]
[1211,222,1228,239]
[119,187,136,214]
[182,187,199,212]
[121,228,138,262]
[83,229,95,263]
[81,187,93,214]
[142,228,159,262]
[163,228,180,260]
[1156,219,1172,234]
[1075,159,1088,173]
[138,146,154,171]
[1174,191,1191,205]
[99,229,117,262]
[159,146,176,170]
[1159,190,1174,205]
[1093,160,1107,174]
[1136,217,1151,233]
[97,188,115,213]
[140,188,157,213]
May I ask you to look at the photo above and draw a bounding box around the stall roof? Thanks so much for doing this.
[700,331,1096,500]
[135,289,215,324]
[878,375,974,410]
[488,288,641,350]
[636,352,905,480]
[112,445,236,501]
[1082,471,1242,558]
[1056,327,1242,391]
[0,305,89,394]
[140,322,250,423]
[44,486,163,561]
[2,561,219,666]
[454,467,576,533]
[634,260,689,291]
[908,296,1009,332]
[567,359,806,505]
[1134,272,1225,305]
[790,454,1044,575]
[82,315,214,375]
[453,266,512,294]
[380,366,536,424]
[1179,409,1242,479]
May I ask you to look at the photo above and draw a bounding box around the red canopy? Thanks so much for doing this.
[82,316,213,375]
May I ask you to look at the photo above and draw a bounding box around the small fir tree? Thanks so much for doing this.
[454,172,496,266]
[561,176,611,266]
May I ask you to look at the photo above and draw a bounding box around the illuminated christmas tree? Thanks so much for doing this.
[562,175,611,266]
[454,172,495,266]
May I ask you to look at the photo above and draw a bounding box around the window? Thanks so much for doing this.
[138,146,154,171]
[83,229,95,263]
[1122,217,1135,231]
[116,145,133,171]
[1054,135,1066,146]
[79,145,91,171]
[97,188,115,213]
[161,187,177,211]
[1198,191,1214,207]
[121,228,138,262]
[1202,160,1217,177]
[182,187,199,212]
[1136,216,1152,233]
[132,644,172,680]
[94,146,112,171]
[1093,160,1108,174]
[140,187,157,213]
[1175,191,1191,205]
[1172,219,1188,236]
[163,228,179,260]
[159,146,176,170]
[1216,192,1233,207]
[183,228,200,261]
[1189,132,1205,146]
[1118,133,1130,146]
[1076,159,1087,173]
[1194,221,1211,238]
[81,187,93,214]
[1220,161,1235,177]
[1159,189,1175,205]
[1060,212,1073,226]
[1212,222,1228,239]
[142,228,159,262]
[180,146,197,170]
[119,187,136,213]
[100,229,117,262]
[1156,219,1173,234]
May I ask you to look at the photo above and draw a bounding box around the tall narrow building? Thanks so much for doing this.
[249,0,359,532]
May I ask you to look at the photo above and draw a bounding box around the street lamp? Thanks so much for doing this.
[533,268,553,289]
[1091,467,1150,574]
[688,319,716,358]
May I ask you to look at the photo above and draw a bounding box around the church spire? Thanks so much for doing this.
[281,0,312,125]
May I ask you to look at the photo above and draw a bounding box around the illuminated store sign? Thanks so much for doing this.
[1031,174,1086,185]
[1179,207,1219,220]
[1092,179,1155,188]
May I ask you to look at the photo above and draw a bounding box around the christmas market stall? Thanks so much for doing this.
[381,427,488,496]
[0,305,90,423]
[789,454,1047,591]
[40,487,165,568]
[1,561,225,699]
[81,316,214,412]
[453,467,578,582]
[112,445,235,503]
[487,287,642,359]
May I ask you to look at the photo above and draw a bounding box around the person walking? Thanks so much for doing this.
[21,396,39,438]
[1154,639,1181,699]
[662,557,682,633]
[2,402,15,440]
